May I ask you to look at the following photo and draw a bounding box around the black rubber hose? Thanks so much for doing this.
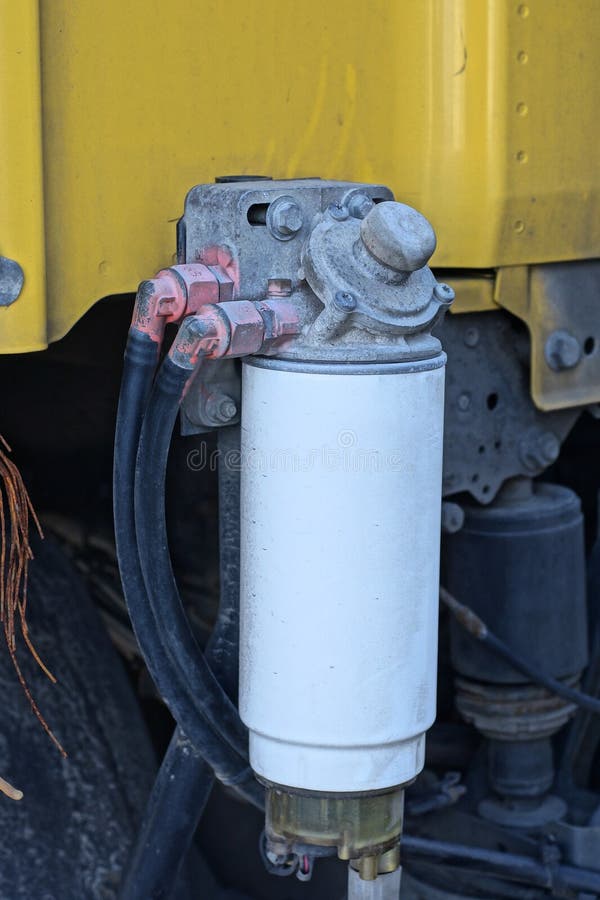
[116,333,260,900]
[440,586,600,716]
[114,329,196,721]
[134,355,256,771]
[402,835,600,893]
[115,330,255,792]
[123,448,251,900]
[210,425,243,703]
[120,732,212,900]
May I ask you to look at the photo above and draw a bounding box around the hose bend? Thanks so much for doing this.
[114,326,260,801]
[134,354,250,759]
[122,429,252,900]
[116,328,262,899]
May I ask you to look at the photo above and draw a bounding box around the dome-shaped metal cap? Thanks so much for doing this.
[360,201,437,273]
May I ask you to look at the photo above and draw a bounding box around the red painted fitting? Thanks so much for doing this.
[169,263,231,309]
[130,264,233,343]
[255,298,301,349]
[167,299,300,370]
[219,301,267,357]
[130,273,186,343]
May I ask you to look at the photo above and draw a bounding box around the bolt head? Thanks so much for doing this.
[360,201,437,273]
[520,430,560,471]
[539,432,560,464]
[441,502,465,534]
[464,327,480,348]
[347,193,374,220]
[457,392,471,411]
[268,198,304,240]
[544,330,582,371]
[0,257,24,307]
[273,201,303,236]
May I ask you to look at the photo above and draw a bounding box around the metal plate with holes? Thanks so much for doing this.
[436,310,579,503]
[496,261,600,411]
[528,262,600,410]
[180,178,394,435]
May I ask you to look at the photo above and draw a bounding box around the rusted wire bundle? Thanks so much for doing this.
[0,436,66,799]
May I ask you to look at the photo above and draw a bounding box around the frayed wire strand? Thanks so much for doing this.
[0,437,66,768]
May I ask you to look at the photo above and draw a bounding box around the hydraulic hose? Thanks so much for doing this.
[116,330,261,900]
[115,329,257,793]
[120,732,212,900]
[441,586,600,716]
[114,328,195,719]
[122,438,249,900]
[114,329,211,899]
[134,353,250,761]
[209,425,243,704]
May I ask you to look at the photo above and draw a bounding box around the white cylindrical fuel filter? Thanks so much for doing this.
[239,353,445,798]
[238,194,450,877]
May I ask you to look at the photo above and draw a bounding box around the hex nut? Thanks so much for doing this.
[206,393,238,424]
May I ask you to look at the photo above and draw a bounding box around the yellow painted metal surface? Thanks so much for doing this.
[0,1,46,351]
[1,0,599,351]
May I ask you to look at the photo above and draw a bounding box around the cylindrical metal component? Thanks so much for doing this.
[265,785,404,861]
[446,481,588,684]
[488,738,554,799]
[360,202,437,273]
[445,480,587,828]
[240,355,445,794]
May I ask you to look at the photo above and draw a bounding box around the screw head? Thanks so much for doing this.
[0,257,24,307]
[360,201,437,273]
[328,202,349,221]
[544,330,582,371]
[333,290,357,312]
[434,282,455,304]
